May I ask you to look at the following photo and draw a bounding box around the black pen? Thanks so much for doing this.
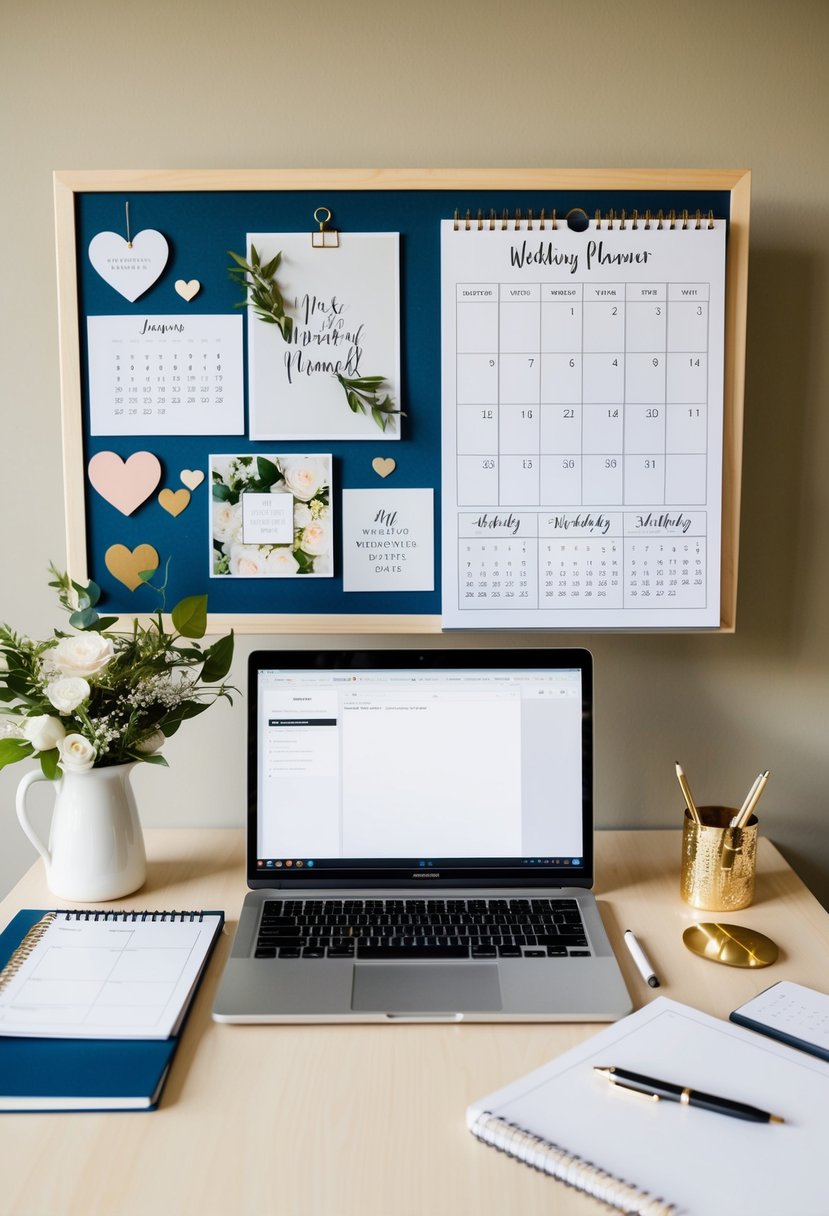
[593,1066,784,1123]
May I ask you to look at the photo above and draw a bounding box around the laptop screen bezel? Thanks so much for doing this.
[246,648,594,890]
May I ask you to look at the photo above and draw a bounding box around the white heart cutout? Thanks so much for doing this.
[88,229,169,302]
[180,468,205,491]
[175,278,201,302]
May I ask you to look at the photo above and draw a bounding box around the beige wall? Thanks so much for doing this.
[1,0,828,904]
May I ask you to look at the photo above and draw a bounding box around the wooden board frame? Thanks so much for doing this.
[54,168,750,635]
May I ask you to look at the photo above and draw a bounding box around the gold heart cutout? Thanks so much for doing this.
[158,487,191,516]
[104,544,160,591]
[174,278,201,301]
[372,457,396,479]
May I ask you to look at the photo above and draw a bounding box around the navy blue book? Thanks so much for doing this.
[730,981,829,1064]
[0,908,224,1111]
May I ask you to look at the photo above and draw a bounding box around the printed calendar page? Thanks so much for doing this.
[440,217,727,629]
[87,314,244,436]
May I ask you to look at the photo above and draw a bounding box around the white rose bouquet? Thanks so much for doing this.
[0,565,234,778]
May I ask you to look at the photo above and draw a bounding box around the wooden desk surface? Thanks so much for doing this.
[2,829,828,1216]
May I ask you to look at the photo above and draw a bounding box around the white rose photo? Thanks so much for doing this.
[210,453,333,578]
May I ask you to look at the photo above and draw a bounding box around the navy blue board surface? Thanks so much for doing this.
[0,909,223,1111]
[75,187,731,617]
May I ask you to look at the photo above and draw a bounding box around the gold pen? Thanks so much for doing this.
[675,762,701,824]
[731,770,770,829]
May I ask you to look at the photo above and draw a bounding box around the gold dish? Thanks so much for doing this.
[682,922,779,968]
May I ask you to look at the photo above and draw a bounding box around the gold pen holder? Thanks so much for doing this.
[680,807,758,911]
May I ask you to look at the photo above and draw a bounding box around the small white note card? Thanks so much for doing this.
[87,314,244,436]
[342,488,434,592]
[241,492,294,544]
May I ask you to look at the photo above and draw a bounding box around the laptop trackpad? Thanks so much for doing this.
[351,964,502,1013]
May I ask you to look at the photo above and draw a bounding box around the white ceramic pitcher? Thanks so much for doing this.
[16,763,147,901]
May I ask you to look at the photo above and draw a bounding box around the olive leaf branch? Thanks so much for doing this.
[336,374,404,433]
[228,246,293,341]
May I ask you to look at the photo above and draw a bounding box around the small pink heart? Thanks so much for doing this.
[88,451,162,516]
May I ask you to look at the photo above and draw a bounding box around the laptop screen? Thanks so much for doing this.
[247,649,593,889]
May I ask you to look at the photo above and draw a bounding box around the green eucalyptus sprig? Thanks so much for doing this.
[335,373,404,433]
[228,245,293,341]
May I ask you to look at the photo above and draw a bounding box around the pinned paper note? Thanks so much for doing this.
[88,229,169,302]
[342,488,434,592]
[88,451,162,515]
[104,543,160,591]
[158,488,191,517]
[175,278,201,301]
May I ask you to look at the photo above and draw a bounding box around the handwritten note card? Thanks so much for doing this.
[87,315,244,436]
[342,488,434,591]
[247,233,401,441]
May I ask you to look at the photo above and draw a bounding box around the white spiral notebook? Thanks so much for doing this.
[466,997,829,1216]
[0,909,224,1040]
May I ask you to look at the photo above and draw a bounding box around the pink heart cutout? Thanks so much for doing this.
[88,451,162,516]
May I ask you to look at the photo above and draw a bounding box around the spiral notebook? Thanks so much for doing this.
[441,209,727,630]
[0,909,223,1039]
[0,909,223,1111]
[467,997,829,1216]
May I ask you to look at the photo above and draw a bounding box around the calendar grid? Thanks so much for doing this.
[444,218,726,627]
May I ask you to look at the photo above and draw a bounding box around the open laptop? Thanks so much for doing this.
[212,648,631,1023]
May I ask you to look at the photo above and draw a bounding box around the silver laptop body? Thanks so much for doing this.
[212,648,631,1024]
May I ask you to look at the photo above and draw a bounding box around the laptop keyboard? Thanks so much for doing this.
[253,897,590,960]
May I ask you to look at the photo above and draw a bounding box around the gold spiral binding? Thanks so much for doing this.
[0,911,56,996]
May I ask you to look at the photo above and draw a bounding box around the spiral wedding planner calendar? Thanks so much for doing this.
[441,215,727,629]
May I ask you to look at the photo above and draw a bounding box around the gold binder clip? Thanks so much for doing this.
[513,209,522,230]
[644,210,652,230]
[681,209,690,230]
[631,209,639,229]
[669,209,677,230]
[476,210,484,230]
[311,207,339,248]
[539,208,546,230]
[708,209,715,229]
[453,208,459,231]
[489,209,496,230]
[619,209,627,230]
[551,209,558,230]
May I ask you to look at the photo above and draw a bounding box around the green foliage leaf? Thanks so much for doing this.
[39,747,60,780]
[69,606,100,630]
[0,738,33,770]
[213,481,232,502]
[171,595,208,639]
[138,753,169,767]
[256,457,280,488]
[201,632,235,683]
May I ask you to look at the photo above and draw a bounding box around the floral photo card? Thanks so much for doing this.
[210,453,333,578]
[245,232,401,441]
